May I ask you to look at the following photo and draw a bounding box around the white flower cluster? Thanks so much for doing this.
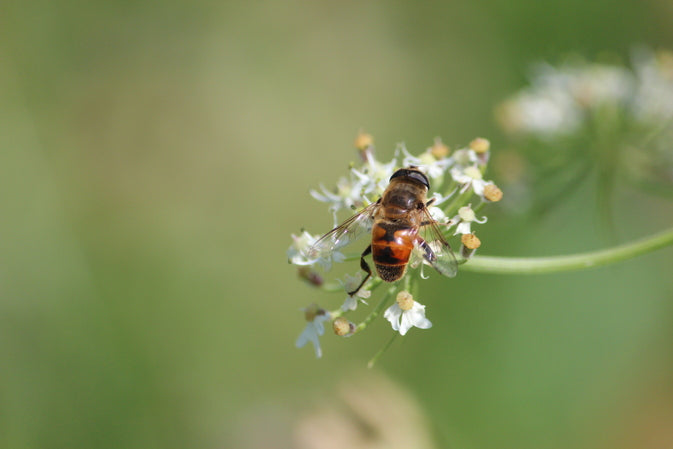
[290,134,502,358]
[496,48,673,198]
[498,48,673,138]
[308,140,497,218]
[310,153,397,216]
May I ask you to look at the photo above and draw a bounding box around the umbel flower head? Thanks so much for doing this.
[289,132,502,358]
[496,47,673,211]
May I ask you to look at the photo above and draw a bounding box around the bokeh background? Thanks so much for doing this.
[3,1,673,448]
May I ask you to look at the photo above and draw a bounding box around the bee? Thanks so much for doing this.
[308,167,457,295]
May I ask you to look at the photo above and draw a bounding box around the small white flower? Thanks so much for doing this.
[315,247,346,272]
[287,231,319,266]
[383,291,432,336]
[569,64,634,108]
[451,148,480,168]
[351,152,398,198]
[287,231,345,271]
[450,165,488,196]
[451,204,487,235]
[339,272,371,311]
[295,304,330,358]
[399,145,451,183]
[427,192,451,223]
[310,175,367,213]
[498,63,583,137]
[499,60,639,138]
[428,205,448,224]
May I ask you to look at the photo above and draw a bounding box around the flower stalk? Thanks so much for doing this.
[354,285,397,333]
[368,332,399,369]
[458,225,673,274]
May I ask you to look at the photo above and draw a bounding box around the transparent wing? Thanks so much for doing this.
[417,207,458,278]
[307,202,379,259]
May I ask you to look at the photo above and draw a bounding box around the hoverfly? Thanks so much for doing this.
[308,167,457,295]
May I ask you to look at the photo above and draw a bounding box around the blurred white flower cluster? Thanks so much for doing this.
[498,48,673,137]
[289,132,502,358]
[495,48,673,212]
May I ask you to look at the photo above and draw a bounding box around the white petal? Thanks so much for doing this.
[472,179,487,196]
[341,296,357,312]
[312,338,323,358]
[296,321,325,358]
[331,251,346,264]
[428,206,447,223]
[409,303,432,329]
[314,316,328,336]
[454,221,472,235]
[410,312,432,330]
[399,312,414,336]
[383,304,402,331]
[295,325,314,348]
[450,168,472,184]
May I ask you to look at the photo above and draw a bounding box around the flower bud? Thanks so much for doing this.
[396,290,415,311]
[469,137,490,154]
[354,130,374,151]
[297,266,323,287]
[429,137,450,159]
[483,184,503,202]
[304,303,326,322]
[461,233,481,250]
[332,317,355,336]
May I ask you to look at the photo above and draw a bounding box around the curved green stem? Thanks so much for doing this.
[368,332,398,369]
[459,226,673,274]
[354,285,397,333]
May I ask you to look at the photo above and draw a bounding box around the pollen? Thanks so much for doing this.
[396,290,415,311]
[469,137,490,154]
[333,317,354,336]
[354,130,374,151]
[461,233,481,249]
[483,184,503,202]
[430,137,450,159]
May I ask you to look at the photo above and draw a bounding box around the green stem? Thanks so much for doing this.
[355,285,397,333]
[459,226,673,274]
[368,332,399,368]
[443,185,475,218]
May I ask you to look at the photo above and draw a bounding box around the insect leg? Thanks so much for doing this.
[348,244,372,296]
[421,219,452,227]
[415,237,437,263]
[420,198,446,227]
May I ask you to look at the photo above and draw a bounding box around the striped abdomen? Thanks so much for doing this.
[371,222,417,282]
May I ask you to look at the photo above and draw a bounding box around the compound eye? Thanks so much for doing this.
[389,168,407,181]
[408,171,429,189]
[389,168,430,188]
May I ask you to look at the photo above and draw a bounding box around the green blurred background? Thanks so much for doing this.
[2,1,673,448]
